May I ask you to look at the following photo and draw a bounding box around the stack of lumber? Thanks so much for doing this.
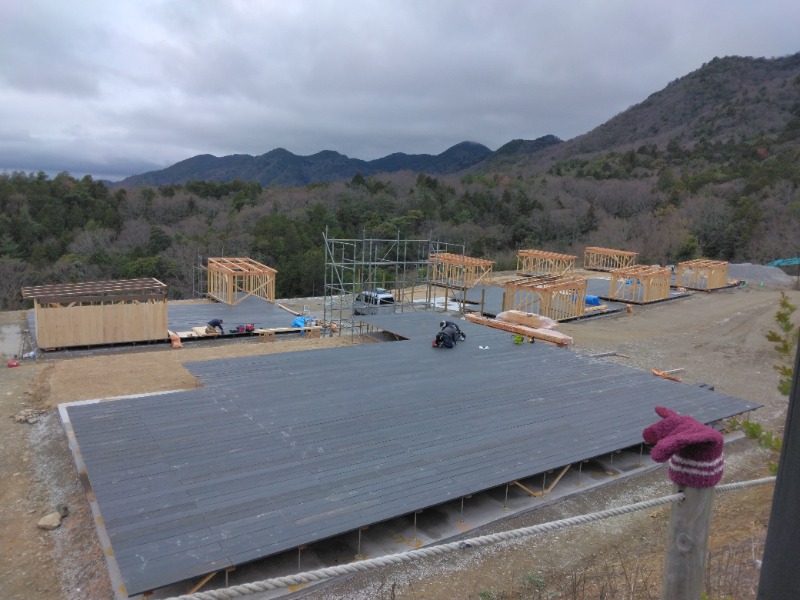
[191,326,218,337]
[465,313,573,346]
[495,310,558,330]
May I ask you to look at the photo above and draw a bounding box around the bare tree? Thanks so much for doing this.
[0,259,34,310]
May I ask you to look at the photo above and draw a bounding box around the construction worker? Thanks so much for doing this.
[434,319,465,348]
[207,318,224,334]
[439,320,465,342]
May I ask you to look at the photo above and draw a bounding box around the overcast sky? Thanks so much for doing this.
[1,1,798,181]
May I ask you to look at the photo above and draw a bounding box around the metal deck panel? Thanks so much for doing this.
[165,294,301,333]
[65,317,760,595]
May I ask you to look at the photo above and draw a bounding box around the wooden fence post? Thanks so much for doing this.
[643,405,724,600]
[661,485,715,599]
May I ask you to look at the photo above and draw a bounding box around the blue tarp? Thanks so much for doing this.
[767,258,800,267]
[585,295,601,306]
[291,316,309,329]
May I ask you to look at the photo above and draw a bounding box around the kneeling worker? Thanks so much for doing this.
[207,318,224,334]
[440,319,465,341]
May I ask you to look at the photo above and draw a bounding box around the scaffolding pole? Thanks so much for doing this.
[323,231,468,336]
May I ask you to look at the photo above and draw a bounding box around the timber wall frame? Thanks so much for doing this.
[502,275,587,321]
[516,249,576,277]
[428,252,494,289]
[207,257,277,305]
[21,278,167,350]
[584,246,638,271]
[608,265,672,304]
[676,259,729,291]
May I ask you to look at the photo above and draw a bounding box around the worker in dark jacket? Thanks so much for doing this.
[207,318,224,334]
[434,319,464,348]
[439,320,465,341]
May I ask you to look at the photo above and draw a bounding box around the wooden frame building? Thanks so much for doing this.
[676,259,729,291]
[207,257,277,306]
[21,278,167,350]
[584,246,638,271]
[502,275,587,321]
[608,265,672,304]
[428,252,494,289]
[516,249,576,277]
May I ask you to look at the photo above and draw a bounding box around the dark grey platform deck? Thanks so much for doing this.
[64,314,760,595]
[27,296,306,352]
[166,295,304,333]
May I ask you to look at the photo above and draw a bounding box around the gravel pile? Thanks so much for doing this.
[728,263,795,288]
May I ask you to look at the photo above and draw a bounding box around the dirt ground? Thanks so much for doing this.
[0,283,797,600]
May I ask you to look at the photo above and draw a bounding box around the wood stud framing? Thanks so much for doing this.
[428,252,494,289]
[502,275,588,321]
[207,257,277,306]
[608,265,672,304]
[516,249,577,277]
[676,259,729,291]
[584,246,638,271]
[21,278,168,350]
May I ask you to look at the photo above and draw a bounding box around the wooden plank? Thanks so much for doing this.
[511,480,541,497]
[545,465,571,493]
[465,313,573,345]
[186,571,217,594]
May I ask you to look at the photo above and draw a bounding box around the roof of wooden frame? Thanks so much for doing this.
[207,257,277,275]
[21,278,166,303]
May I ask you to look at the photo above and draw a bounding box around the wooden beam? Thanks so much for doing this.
[186,571,217,594]
[465,313,573,346]
[545,465,571,494]
[652,369,682,382]
[511,480,542,497]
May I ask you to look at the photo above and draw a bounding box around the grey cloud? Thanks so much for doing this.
[1,0,799,180]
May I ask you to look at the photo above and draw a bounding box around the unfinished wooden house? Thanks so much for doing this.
[21,278,168,350]
[428,252,494,289]
[676,259,729,291]
[207,257,277,306]
[502,275,588,321]
[584,246,638,271]
[427,252,494,311]
[516,249,576,277]
[608,265,672,304]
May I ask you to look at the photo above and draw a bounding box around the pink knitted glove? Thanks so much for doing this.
[642,406,724,487]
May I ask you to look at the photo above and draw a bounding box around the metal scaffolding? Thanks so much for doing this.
[323,231,467,335]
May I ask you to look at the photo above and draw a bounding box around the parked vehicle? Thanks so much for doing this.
[353,288,395,315]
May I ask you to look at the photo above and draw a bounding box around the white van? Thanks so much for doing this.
[353,288,395,315]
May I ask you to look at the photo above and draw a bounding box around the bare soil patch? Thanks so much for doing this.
[0,284,796,599]
[0,321,354,600]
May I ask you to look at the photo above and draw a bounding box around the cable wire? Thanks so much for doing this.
[164,476,775,600]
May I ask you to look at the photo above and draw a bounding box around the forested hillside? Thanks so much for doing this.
[1,53,799,309]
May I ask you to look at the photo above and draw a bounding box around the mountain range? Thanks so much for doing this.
[115,137,562,188]
[116,52,800,188]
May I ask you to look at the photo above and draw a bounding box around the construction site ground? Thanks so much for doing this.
[1,280,797,600]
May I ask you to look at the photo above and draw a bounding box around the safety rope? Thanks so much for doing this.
[165,476,776,600]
